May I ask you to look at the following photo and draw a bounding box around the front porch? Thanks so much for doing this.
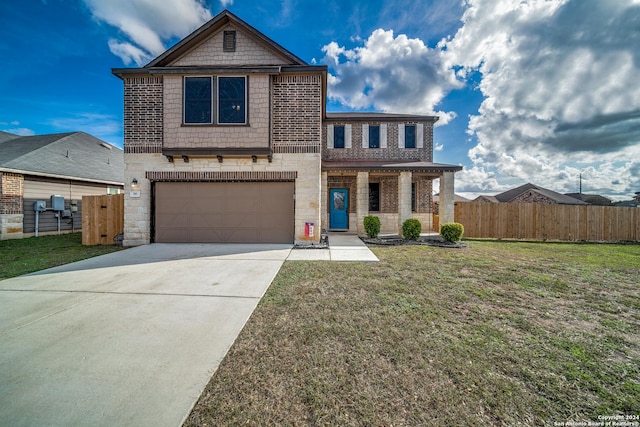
[321,161,462,236]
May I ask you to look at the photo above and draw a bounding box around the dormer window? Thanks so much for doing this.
[223,31,236,52]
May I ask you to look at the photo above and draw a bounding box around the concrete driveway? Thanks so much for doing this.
[0,243,291,427]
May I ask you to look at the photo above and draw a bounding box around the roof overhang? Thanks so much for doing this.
[324,112,439,123]
[322,160,463,173]
[0,167,124,187]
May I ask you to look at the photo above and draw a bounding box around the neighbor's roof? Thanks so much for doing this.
[433,193,471,202]
[0,132,124,185]
[473,195,500,203]
[495,183,587,205]
[325,112,439,123]
[565,193,613,206]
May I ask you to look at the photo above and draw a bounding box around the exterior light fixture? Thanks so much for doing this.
[131,178,139,189]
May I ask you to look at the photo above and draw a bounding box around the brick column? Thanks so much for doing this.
[356,171,369,236]
[0,172,25,240]
[321,171,328,231]
[439,171,455,225]
[398,171,412,233]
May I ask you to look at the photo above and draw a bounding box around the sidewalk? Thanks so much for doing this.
[287,233,378,261]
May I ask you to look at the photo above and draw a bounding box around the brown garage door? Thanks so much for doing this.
[154,182,294,243]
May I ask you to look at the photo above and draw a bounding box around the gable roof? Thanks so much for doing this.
[0,131,20,143]
[565,193,613,206]
[433,193,470,202]
[474,195,499,203]
[494,183,587,205]
[146,9,307,68]
[0,132,124,185]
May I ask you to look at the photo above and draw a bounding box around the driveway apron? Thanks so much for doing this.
[0,243,291,427]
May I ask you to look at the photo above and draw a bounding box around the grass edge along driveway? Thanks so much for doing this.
[186,241,640,426]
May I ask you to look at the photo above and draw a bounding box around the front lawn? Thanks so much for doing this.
[0,233,123,279]
[186,241,640,426]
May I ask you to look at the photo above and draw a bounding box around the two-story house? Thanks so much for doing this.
[112,10,461,246]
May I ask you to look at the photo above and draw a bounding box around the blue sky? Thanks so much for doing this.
[1,0,639,200]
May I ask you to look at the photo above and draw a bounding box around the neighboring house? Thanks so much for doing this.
[112,10,461,245]
[0,131,124,239]
[565,193,613,206]
[474,183,587,205]
[432,193,469,215]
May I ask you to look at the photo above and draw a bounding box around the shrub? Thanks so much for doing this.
[363,216,381,238]
[440,222,464,242]
[402,218,422,241]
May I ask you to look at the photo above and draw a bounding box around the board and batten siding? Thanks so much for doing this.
[22,176,122,235]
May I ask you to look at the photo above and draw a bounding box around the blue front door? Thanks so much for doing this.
[330,189,349,229]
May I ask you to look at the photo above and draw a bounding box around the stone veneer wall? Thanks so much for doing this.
[0,172,24,239]
[322,121,434,161]
[123,76,163,154]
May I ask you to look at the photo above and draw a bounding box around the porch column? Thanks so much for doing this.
[356,171,369,236]
[321,171,328,232]
[398,171,412,233]
[439,171,455,225]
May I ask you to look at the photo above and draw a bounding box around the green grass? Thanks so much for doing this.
[185,241,640,426]
[0,233,123,279]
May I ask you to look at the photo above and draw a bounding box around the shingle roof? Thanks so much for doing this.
[0,132,124,184]
[0,131,20,143]
[565,193,613,206]
[325,112,439,122]
[494,183,587,205]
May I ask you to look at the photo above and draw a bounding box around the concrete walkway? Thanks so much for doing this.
[287,233,378,261]
[0,244,291,427]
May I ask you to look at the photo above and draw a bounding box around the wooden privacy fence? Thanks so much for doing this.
[455,202,640,242]
[82,194,124,245]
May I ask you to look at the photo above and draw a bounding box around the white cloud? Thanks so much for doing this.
[442,0,640,198]
[322,29,461,125]
[1,128,35,136]
[83,0,212,65]
[220,0,233,6]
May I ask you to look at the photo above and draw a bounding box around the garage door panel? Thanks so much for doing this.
[155,182,294,243]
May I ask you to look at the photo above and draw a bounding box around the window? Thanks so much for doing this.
[184,77,212,124]
[411,183,416,212]
[334,125,345,149]
[183,76,247,125]
[405,125,416,148]
[369,125,380,148]
[218,76,246,124]
[369,183,380,211]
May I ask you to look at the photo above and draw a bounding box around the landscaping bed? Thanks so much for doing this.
[362,235,467,248]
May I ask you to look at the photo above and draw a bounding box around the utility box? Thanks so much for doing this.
[34,200,47,212]
[51,195,65,211]
[70,200,79,212]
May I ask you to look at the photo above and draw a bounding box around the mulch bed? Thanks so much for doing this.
[362,236,467,248]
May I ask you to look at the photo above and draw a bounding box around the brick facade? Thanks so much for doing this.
[0,172,24,214]
[322,120,434,162]
[272,74,323,153]
[123,76,163,153]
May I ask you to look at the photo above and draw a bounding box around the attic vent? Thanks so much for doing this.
[223,31,236,52]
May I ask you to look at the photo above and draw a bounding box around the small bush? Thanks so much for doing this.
[402,218,422,241]
[363,216,381,238]
[440,222,464,242]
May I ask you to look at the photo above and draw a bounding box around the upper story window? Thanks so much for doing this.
[184,76,213,124]
[218,76,246,124]
[183,76,247,125]
[405,125,416,149]
[334,125,345,149]
[369,125,380,148]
